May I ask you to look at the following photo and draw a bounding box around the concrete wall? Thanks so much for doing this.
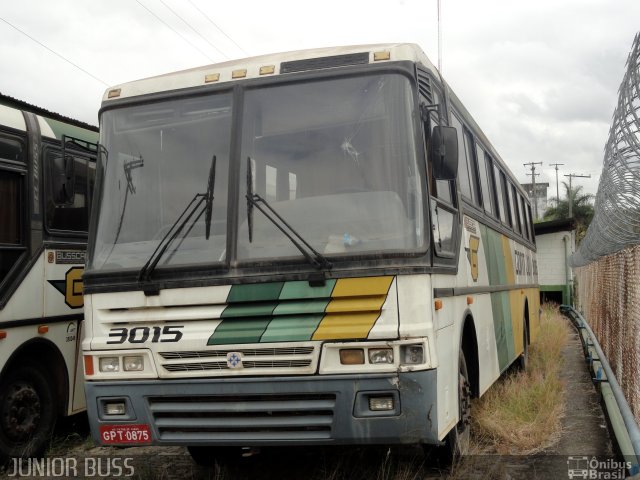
[536,229,575,304]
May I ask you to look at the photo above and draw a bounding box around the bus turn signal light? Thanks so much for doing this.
[84,356,94,376]
[37,325,49,334]
[339,349,365,365]
[434,299,443,311]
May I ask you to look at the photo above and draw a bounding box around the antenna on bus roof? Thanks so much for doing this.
[437,0,443,74]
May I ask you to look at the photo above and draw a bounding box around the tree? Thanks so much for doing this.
[543,181,594,243]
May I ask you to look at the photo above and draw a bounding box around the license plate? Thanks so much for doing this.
[100,424,152,445]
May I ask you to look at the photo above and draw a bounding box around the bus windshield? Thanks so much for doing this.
[89,73,424,272]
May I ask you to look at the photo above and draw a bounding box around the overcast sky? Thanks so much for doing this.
[1,0,638,197]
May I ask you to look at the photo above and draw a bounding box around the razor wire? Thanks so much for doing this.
[572,33,640,267]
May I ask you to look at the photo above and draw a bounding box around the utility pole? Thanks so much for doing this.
[564,173,591,218]
[524,162,543,219]
[550,163,564,202]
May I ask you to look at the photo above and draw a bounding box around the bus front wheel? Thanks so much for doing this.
[0,365,57,463]
[444,349,471,460]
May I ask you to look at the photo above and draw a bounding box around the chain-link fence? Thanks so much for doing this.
[574,247,640,424]
[573,33,640,267]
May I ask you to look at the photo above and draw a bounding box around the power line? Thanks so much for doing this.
[0,15,109,87]
[134,0,215,63]
[158,0,229,60]
[187,0,248,56]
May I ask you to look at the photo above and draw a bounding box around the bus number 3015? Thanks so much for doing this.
[107,326,184,344]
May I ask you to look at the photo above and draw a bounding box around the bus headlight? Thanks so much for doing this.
[400,344,424,365]
[99,357,120,372]
[368,348,394,364]
[123,356,144,371]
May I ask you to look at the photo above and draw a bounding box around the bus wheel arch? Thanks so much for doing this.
[460,314,479,398]
[0,339,68,461]
[517,299,531,371]
[1,339,69,416]
[440,314,479,461]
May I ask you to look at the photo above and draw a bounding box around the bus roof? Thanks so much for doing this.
[0,92,98,142]
[102,43,437,102]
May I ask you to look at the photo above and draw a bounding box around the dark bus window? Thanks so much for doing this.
[509,184,521,234]
[476,144,493,215]
[518,194,528,240]
[525,203,534,242]
[429,112,453,204]
[0,169,25,283]
[0,135,25,163]
[451,114,473,201]
[493,164,506,224]
[500,171,512,228]
[463,130,481,206]
[46,149,95,233]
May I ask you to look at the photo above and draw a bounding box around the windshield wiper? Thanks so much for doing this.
[246,157,332,271]
[139,155,216,285]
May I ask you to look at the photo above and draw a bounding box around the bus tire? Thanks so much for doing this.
[443,349,471,461]
[0,365,57,463]
[516,324,529,371]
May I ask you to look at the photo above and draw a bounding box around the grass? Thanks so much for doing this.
[470,304,570,454]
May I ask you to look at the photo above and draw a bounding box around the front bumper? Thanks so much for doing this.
[85,370,439,447]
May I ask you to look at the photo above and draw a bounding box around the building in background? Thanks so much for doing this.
[534,218,576,305]
[521,182,549,220]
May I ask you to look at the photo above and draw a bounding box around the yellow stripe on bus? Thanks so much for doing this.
[312,276,393,340]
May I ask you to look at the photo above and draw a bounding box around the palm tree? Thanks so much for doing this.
[543,181,594,242]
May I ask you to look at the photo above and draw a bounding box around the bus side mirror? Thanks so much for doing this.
[52,154,75,205]
[430,126,458,180]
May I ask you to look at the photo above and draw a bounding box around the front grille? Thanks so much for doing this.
[158,345,317,376]
[163,359,312,372]
[160,346,314,359]
[148,393,336,441]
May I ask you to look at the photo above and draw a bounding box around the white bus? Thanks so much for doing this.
[0,95,97,461]
[82,44,539,461]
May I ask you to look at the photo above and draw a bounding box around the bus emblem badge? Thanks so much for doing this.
[227,352,243,369]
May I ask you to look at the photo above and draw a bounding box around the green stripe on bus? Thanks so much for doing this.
[481,225,507,286]
[278,280,336,299]
[227,282,285,302]
[272,299,330,316]
[260,314,325,342]
[207,319,271,345]
[491,291,513,371]
[221,302,278,318]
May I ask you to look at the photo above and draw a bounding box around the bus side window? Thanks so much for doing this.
[427,112,453,204]
[0,132,27,285]
[431,200,455,256]
[499,170,512,228]
[517,192,528,239]
[451,114,475,202]
[493,164,506,224]
[525,202,534,242]
[463,129,481,206]
[509,184,521,234]
[46,150,94,234]
[475,143,493,216]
